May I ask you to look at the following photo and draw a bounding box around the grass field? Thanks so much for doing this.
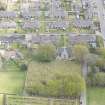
[25,60,82,95]
[0,64,26,105]
[0,71,26,94]
[87,87,105,105]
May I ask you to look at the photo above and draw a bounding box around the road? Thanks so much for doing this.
[95,0,105,39]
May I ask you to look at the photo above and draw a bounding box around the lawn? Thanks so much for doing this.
[25,60,81,94]
[87,87,105,105]
[0,71,26,94]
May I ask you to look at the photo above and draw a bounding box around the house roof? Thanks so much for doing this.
[73,19,93,28]
[22,20,40,29]
[0,21,17,28]
[20,10,40,18]
[0,35,25,43]
[68,34,96,45]
[47,21,69,29]
[0,11,17,18]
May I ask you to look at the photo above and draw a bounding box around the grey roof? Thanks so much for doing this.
[0,35,25,43]
[47,21,69,30]
[68,34,96,45]
[22,20,40,29]
[53,9,68,18]
[0,21,17,28]
[57,47,71,57]
[20,11,40,19]
[52,0,62,9]
[73,19,92,28]
[27,34,60,44]
[0,11,17,18]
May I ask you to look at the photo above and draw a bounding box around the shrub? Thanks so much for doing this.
[20,64,27,71]
[88,72,105,87]
[26,73,85,97]
[35,44,56,62]
[96,35,104,48]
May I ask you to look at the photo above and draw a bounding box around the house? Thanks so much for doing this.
[73,19,93,28]
[20,10,40,19]
[22,20,40,29]
[21,0,41,11]
[0,35,25,48]
[47,21,69,30]
[56,47,71,60]
[25,33,60,45]
[0,49,23,60]
[68,34,97,47]
[0,21,17,29]
[53,9,68,19]
[0,11,17,18]
[52,0,62,9]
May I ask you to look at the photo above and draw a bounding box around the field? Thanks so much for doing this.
[87,87,105,105]
[0,71,26,94]
[0,61,26,105]
[25,61,81,96]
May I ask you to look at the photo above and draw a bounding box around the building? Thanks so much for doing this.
[68,34,97,47]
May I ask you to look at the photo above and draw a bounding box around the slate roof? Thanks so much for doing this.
[53,9,68,19]
[20,11,40,19]
[68,34,96,45]
[22,20,40,29]
[0,21,17,28]
[52,0,62,9]
[26,34,60,44]
[0,11,17,18]
[32,35,58,44]
[0,35,25,44]
[47,21,69,30]
[73,19,93,28]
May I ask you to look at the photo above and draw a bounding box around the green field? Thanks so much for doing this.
[0,71,26,94]
[87,87,105,105]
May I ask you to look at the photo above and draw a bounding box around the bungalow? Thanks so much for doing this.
[68,34,97,47]
[0,21,17,29]
[52,0,62,9]
[20,10,40,19]
[0,35,25,48]
[0,11,17,18]
[53,9,68,19]
[56,47,72,60]
[0,49,23,60]
[47,21,69,30]
[73,19,93,28]
[22,20,40,30]
[25,33,60,45]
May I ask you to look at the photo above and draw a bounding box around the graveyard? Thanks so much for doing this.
[0,0,104,105]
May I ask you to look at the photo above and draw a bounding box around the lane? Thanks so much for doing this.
[94,0,105,39]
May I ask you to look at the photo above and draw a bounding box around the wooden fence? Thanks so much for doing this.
[0,93,80,105]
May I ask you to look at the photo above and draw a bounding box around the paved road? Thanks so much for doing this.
[95,0,105,39]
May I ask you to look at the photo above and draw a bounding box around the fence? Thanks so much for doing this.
[0,93,80,105]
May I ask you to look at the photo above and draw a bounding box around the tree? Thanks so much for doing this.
[96,35,104,48]
[35,44,56,62]
[0,1,6,10]
[26,72,85,98]
[96,48,105,59]
[73,44,89,63]
[73,44,89,78]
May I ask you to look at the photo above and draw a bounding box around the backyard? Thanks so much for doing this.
[87,87,105,105]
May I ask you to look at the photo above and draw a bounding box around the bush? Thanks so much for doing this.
[88,72,105,87]
[96,35,104,47]
[20,64,27,71]
[26,73,85,97]
[35,44,56,62]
